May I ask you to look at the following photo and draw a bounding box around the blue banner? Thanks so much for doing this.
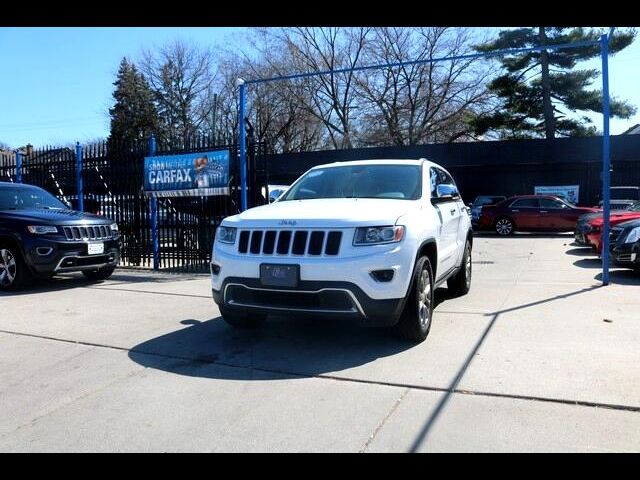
[144,150,230,197]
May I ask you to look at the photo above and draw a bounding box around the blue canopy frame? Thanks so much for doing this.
[237,30,617,285]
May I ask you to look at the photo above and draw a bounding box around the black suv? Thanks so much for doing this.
[0,182,120,290]
[610,218,640,272]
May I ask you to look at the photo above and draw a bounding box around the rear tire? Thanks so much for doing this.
[448,241,472,296]
[495,217,514,236]
[82,266,116,281]
[393,256,434,343]
[219,305,267,328]
[0,243,32,291]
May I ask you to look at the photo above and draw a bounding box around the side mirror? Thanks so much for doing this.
[432,184,459,204]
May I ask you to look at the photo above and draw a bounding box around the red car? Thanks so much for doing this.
[478,195,599,235]
[582,203,640,252]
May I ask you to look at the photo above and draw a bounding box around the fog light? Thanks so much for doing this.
[36,247,53,256]
[210,263,221,275]
[370,269,394,282]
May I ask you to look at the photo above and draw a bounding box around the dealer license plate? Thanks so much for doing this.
[260,264,299,288]
[87,243,104,255]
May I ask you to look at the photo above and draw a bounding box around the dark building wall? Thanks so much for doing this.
[262,135,640,206]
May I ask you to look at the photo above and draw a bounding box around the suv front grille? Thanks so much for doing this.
[63,225,113,241]
[237,230,343,256]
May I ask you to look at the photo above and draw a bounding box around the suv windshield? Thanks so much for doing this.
[281,164,422,201]
[0,185,67,210]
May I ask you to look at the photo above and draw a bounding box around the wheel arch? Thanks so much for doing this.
[415,238,438,282]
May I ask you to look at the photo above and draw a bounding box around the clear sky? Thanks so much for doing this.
[1,27,638,148]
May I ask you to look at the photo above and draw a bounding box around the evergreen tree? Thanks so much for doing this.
[108,58,159,147]
[472,27,636,139]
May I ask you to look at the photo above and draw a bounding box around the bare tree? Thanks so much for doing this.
[355,27,495,146]
[139,40,215,147]
[213,35,325,153]
[252,27,371,150]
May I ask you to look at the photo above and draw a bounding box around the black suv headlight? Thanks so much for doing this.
[624,227,640,244]
[27,226,58,234]
[216,226,237,244]
[353,226,405,246]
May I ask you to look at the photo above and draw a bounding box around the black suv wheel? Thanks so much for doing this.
[0,243,31,290]
[393,255,434,343]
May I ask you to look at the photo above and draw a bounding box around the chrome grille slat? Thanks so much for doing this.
[237,229,342,256]
[61,225,113,242]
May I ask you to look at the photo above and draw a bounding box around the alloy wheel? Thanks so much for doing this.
[496,219,513,235]
[417,268,432,328]
[0,248,17,287]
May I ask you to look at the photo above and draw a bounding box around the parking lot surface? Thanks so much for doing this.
[1,235,639,452]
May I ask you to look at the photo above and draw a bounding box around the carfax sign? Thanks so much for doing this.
[534,185,580,204]
[144,150,230,197]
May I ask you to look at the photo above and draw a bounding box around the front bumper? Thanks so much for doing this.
[212,278,406,326]
[23,237,120,274]
[611,242,640,268]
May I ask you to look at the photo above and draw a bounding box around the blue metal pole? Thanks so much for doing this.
[15,151,22,183]
[238,79,248,211]
[149,135,159,271]
[75,142,84,212]
[601,34,611,286]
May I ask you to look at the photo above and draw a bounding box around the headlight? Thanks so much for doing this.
[27,225,58,234]
[110,223,119,232]
[216,226,237,244]
[353,226,405,246]
[624,226,640,244]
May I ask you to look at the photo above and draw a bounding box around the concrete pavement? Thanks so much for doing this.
[1,234,639,452]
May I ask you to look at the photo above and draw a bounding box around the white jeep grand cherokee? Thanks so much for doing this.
[211,159,472,342]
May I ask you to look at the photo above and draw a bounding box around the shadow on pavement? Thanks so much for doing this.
[595,269,640,286]
[408,284,602,452]
[129,314,415,381]
[0,269,204,297]
[573,258,602,269]
[565,247,597,257]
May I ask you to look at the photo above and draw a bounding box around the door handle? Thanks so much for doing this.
[450,209,456,215]
[511,209,520,213]
[540,210,548,213]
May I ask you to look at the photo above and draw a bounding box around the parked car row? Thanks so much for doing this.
[475,195,598,235]
[575,201,640,272]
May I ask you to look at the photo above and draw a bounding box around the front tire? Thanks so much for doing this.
[495,217,515,236]
[448,241,472,296]
[393,256,434,343]
[219,305,267,328]
[82,266,116,281]
[0,244,32,291]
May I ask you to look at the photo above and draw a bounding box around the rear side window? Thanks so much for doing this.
[511,198,539,208]
[539,198,564,209]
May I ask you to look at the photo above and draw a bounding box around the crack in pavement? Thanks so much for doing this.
[359,388,410,453]
[2,328,640,415]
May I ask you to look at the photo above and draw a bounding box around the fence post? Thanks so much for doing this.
[149,135,159,271]
[600,34,611,286]
[75,142,84,212]
[15,150,22,183]
[237,78,248,211]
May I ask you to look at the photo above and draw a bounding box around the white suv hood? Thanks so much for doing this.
[224,198,421,228]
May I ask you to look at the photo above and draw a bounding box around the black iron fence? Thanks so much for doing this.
[1,137,269,272]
